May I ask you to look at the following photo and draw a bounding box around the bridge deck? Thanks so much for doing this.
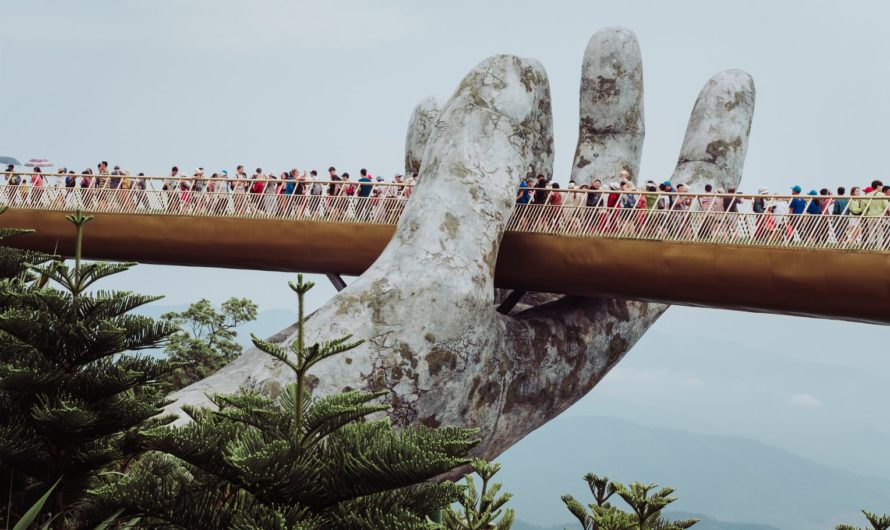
[3,198,888,325]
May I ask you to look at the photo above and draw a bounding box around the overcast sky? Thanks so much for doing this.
[3,0,888,478]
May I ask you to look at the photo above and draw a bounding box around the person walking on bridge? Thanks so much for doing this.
[357,168,373,220]
[383,174,405,222]
[249,168,266,214]
[786,185,807,242]
[863,180,888,248]
[208,170,229,215]
[325,167,341,218]
[232,165,249,215]
[163,166,180,213]
[697,183,722,239]
[307,170,324,218]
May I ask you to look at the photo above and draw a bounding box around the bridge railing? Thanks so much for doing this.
[509,201,890,252]
[1,173,889,252]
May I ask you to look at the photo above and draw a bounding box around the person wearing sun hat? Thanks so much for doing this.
[753,186,770,214]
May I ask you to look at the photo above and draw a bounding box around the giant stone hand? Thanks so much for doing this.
[170,27,755,458]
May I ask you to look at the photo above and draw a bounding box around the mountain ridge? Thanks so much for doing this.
[495,415,890,530]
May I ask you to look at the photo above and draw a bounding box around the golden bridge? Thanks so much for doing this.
[2,175,888,325]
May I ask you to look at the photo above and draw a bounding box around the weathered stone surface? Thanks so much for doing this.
[672,70,756,191]
[573,27,644,185]
[169,30,756,461]
[404,95,444,176]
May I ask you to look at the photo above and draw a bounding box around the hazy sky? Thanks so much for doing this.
[3,0,889,478]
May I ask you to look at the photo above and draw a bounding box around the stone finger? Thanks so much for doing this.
[572,26,644,185]
[671,69,756,191]
[404,95,444,176]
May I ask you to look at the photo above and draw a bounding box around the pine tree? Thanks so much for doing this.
[0,210,175,529]
[440,459,515,530]
[0,206,52,282]
[837,510,890,530]
[562,474,698,530]
[99,274,479,529]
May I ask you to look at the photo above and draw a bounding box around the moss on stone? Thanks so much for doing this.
[426,348,458,376]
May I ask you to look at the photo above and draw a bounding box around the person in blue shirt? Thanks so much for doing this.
[516,177,532,204]
[357,168,374,219]
[358,168,373,198]
[803,189,823,242]
[805,190,822,215]
[787,185,807,240]
[788,185,806,214]
[284,169,297,195]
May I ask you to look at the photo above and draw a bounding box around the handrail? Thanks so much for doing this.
[1,180,888,252]
[3,171,886,203]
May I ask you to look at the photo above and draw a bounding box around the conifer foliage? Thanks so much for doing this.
[562,474,698,530]
[440,459,515,530]
[0,206,51,281]
[0,211,175,528]
[100,274,478,529]
[837,510,890,530]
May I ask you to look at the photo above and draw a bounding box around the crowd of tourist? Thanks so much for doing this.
[514,171,890,244]
[1,162,419,219]
[3,161,889,245]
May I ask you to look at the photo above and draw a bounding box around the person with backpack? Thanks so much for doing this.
[4,164,21,204]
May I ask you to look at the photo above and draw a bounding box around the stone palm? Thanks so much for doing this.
[169,26,755,459]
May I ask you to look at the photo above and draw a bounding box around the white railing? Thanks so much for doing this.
[2,173,889,252]
[0,175,409,225]
[509,200,890,252]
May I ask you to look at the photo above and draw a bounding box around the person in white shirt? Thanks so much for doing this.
[403,172,417,199]
[209,170,229,214]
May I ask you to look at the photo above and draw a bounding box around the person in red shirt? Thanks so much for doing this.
[546,182,563,231]
[30,167,44,205]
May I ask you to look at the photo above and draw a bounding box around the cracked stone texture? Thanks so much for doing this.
[404,95,444,176]
[672,69,756,191]
[573,27,644,185]
[169,29,755,460]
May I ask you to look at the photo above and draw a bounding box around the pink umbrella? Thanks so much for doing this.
[24,158,53,168]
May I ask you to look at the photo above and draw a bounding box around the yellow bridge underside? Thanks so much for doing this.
[5,209,889,325]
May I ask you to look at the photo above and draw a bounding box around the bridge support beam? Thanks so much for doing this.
[326,273,347,292]
[496,289,527,315]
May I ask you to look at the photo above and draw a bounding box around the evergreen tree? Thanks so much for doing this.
[0,206,52,282]
[837,510,890,530]
[440,459,515,530]
[99,274,478,529]
[0,211,175,529]
[160,297,258,391]
[562,474,698,530]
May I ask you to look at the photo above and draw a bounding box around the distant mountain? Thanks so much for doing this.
[496,416,890,530]
[514,511,782,530]
[665,512,784,530]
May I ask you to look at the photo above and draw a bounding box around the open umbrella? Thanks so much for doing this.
[0,156,20,166]
[24,158,53,168]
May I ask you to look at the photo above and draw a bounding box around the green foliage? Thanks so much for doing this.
[160,297,258,391]
[11,478,60,530]
[440,458,515,530]
[6,478,134,530]
[0,210,175,529]
[836,510,890,530]
[0,206,53,284]
[99,274,479,529]
[561,474,697,530]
